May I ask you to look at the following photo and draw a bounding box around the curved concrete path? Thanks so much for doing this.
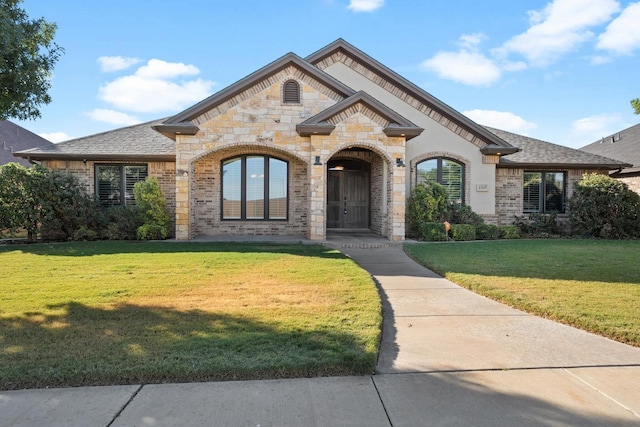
[1,244,639,426]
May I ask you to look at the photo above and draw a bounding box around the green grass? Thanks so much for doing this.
[0,241,381,390]
[405,240,640,347]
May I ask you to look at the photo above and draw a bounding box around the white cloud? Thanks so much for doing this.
[571,113,623,142]
[495,0,621,66]
[596,2,640,55]
[463,110,537,134]
[97,59,216,114]
[347,0,384,12]
[134,59,200,79]
[85,109,141,126]
[97,56,142,72]
[38,132,71,143]
[421,51,501,86]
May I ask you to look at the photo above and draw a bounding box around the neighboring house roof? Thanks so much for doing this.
[15,119,175,162]
[580,123,640,175]
[0,120,55,166]
[485,127,630,169]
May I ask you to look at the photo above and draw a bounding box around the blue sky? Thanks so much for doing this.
[15,0,640,148]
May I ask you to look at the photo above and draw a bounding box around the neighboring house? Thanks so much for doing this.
[0,120,54,167]
[580,123,640,194]
[15,39,627,241]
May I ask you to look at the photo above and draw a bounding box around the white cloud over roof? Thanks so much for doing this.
[464,109,537,134]
[495,0,620,67]
[97,56,142,72]
[596,2,640,55]
[347,0,384,12]
[86,109,141,126]
[96,59,216,114]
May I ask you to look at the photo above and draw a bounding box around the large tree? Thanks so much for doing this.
[632,98,640,115]
[0,0,63,120]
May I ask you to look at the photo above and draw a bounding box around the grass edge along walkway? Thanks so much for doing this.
[404,239,640,348]
[0,241,382,390]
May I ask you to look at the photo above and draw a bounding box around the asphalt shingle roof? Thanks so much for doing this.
[484,127,628,169]
[0,120,54,166]
[14,118,175,161]
[580,123,640,172]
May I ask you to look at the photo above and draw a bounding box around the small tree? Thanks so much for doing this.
[0,163,39,240]
[631,98,640,115]
[0,0,63,120]
[407,182,449,237]
[569,173,640,239]
[133,177,171,240]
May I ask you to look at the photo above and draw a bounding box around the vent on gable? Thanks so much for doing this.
[283,80,300,104]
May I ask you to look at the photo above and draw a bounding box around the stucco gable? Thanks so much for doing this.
[306,39,513,150]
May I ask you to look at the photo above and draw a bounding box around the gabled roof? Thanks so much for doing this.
[15,119,175,162]
[296,91,424,139]
[486,127,630,170]
[306,39,514,149]
[0,120,54,166]
[580,123,640,174]
[157,52,357,137]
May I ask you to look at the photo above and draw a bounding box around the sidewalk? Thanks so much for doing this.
[2,245,639,426]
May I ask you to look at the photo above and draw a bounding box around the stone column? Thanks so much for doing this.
[308,149,326,241]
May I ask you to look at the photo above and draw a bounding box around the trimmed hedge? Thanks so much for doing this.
[499,225,520,239]
[450,224,476,241]
[476,223,499,240]
[420,222,448,241]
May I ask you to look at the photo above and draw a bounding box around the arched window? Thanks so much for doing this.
[282,80,300,103]
[416,157,465,204]
[222,155,288,220]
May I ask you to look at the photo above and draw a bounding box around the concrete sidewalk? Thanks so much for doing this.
[2,245,639,426]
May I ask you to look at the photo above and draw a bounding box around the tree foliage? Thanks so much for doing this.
[569,173,640,239]
[0,163,97,241]
[0,0,63,120]
[632,98,640,115]
[407,182,449,236]
[133,177,171,240]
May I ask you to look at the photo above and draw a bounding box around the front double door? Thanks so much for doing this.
[327,170,370,229]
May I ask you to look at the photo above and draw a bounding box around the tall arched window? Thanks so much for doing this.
[282,80,300,103]
[416,157,465,203]
[222,155,288,220]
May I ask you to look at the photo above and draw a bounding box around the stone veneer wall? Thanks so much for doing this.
[174,67,407,241]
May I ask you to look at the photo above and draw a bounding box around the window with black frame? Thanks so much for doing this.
[523,171,565,213]
[416,157,465,204]
[222,155,288,220]
[96,164,148,206]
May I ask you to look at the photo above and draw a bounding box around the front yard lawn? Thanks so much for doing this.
[0,241,381,390]
[405,239,640,347]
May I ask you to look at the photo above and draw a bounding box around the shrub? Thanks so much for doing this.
[569,173,640,239]
[450,224,476,241]
[513,212,561,237]
[102,205,143,240]
[136,224,167,240]
[407,183,449,236]
[499,225,520,239]
[133,177,171,240]
[476,223,499,240]
[419,222,448,241]
[447,204,485,227]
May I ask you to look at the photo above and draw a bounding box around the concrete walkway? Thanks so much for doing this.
[2,244,639,426]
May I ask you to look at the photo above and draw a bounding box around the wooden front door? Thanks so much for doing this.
[327,169,370,229]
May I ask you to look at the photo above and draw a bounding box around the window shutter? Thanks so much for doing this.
[125,166,148,205]
[523,172,542,212]
[283,80,300,103]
